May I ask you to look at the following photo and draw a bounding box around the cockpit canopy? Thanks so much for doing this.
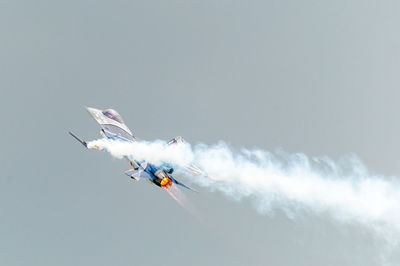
[102,109,124,124]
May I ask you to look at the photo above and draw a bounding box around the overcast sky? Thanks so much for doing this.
[1,1,400,265]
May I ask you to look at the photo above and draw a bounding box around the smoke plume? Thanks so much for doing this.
[87,138,400,242]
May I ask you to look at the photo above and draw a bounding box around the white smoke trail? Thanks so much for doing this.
[88,138,400,241]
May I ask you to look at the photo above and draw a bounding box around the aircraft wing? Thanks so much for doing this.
[168,136,205,176]
[86,107,136,142]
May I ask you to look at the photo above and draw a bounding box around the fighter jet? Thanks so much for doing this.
[69,107,202,192]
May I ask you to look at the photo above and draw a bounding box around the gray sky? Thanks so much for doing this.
[1,1,400,265]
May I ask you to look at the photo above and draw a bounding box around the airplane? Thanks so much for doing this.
[69,107,202,192]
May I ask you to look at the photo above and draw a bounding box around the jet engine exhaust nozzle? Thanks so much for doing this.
[161,177,173,189]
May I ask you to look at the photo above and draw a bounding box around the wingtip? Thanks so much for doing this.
[85,106,98,112]
[69,131,88,148]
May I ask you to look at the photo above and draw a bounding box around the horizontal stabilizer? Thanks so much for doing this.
[124,168,151,180]
[185,164,205,175]
[171,177,198,192]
